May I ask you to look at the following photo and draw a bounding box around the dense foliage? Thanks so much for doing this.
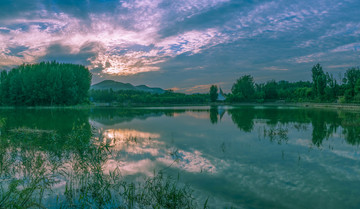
[209,85,218,102]
[0,62,92,106]
[229,75,255,102]
[226,64,360,103]
[1,62,360,106]
[90,63,360,105]
[89,89,208,105]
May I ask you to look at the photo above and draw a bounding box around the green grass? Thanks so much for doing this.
[0,127,204,209]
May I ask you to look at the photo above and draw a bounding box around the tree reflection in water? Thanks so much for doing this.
[0,109,198,208]
[225,106,360,146]
[1,106,360,208]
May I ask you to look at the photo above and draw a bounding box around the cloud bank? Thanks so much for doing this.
[1,0,360,92]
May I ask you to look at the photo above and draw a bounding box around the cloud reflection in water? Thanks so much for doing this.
[96,127,217,176]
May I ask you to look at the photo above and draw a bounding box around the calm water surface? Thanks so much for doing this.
[0,106,360,208]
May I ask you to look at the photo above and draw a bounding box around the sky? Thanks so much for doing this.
[0,0,360,93]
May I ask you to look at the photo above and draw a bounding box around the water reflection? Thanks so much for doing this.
[0,111,197,208]
[210,106,218,124]
[1,106,360,208]
[89,108,186,125]
[100,128,163,156]
[0,109,91,156]
[225,106,360,146]
[94,127,217,175]
[87,106,360,149]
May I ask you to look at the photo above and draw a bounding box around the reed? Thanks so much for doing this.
[0,126,204,208]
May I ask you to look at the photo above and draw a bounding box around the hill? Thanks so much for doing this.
[91,80,165,94]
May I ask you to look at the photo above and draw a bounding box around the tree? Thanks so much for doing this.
[354,79,360,102]
[231,75,255,101]
[343,67,360,101]
[0,71,9,105]
[264,80,278,100]
[324,72,339,101]
[209,85,218,102]
[311,63,326,100]
[0,62,92,106]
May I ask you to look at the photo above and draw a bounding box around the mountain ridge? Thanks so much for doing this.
[91,80,165,94]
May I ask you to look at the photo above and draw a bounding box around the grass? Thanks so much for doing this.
[262,126,289,144]
[0,149,57,209]
[0,126,204,209]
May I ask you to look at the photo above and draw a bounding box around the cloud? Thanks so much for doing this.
[326,64,353,69]
[87,27,229,75]
[292,52,326,64]
[262,66,289,71]
[1,0,360,91]
[183,66,205,71]
[321,22,360,39]
[184,82,225,93]
[92,51,163,75]
[169,87,180,92]
[157,149,217,173]
[0,3,231,76]
[331,42,360,52]
[171,0,230,14]
[296,40,317,48]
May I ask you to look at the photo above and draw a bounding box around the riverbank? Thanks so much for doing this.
[0,104,94,109]
[227,102,360,111]
[295,102,360,111]
[1,102,360,111]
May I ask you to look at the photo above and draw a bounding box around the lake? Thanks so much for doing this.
[0,106,360,208]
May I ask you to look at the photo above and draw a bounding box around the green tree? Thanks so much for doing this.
[254,83,265,101]
[264,80,278,100]
[311,63,326,100]
[324,72,339,101]
[0,62,92,106]
[343,67,360,101]
[209,85,218,102]
[0,71,10,105]
[231,75,255,101]
[354,79,360,102]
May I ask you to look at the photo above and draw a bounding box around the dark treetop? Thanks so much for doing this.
[0,62,92,106]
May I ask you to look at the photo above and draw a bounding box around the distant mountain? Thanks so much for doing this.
[91,80,165,94]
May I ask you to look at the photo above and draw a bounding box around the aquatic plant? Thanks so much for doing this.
[263,126,289,144]
[0,125,202,209]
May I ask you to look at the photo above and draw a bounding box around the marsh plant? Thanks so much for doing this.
[262,125,289,144]
[0,125,200,209]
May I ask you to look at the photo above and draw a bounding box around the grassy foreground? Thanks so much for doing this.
[0,126,208,209]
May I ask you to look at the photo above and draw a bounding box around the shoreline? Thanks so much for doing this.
[1,102,360,111]
[293,102,360,111]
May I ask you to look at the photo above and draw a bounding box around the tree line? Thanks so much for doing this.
[211,63,360,103]
[1,62,360,106]
[0,62,92,106]
[89,89,208,105]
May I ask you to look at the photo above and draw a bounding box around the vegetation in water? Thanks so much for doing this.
[225,107,360,146]
[0,107,360,208]
[262,126,289,144]
[0,118,203,208]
